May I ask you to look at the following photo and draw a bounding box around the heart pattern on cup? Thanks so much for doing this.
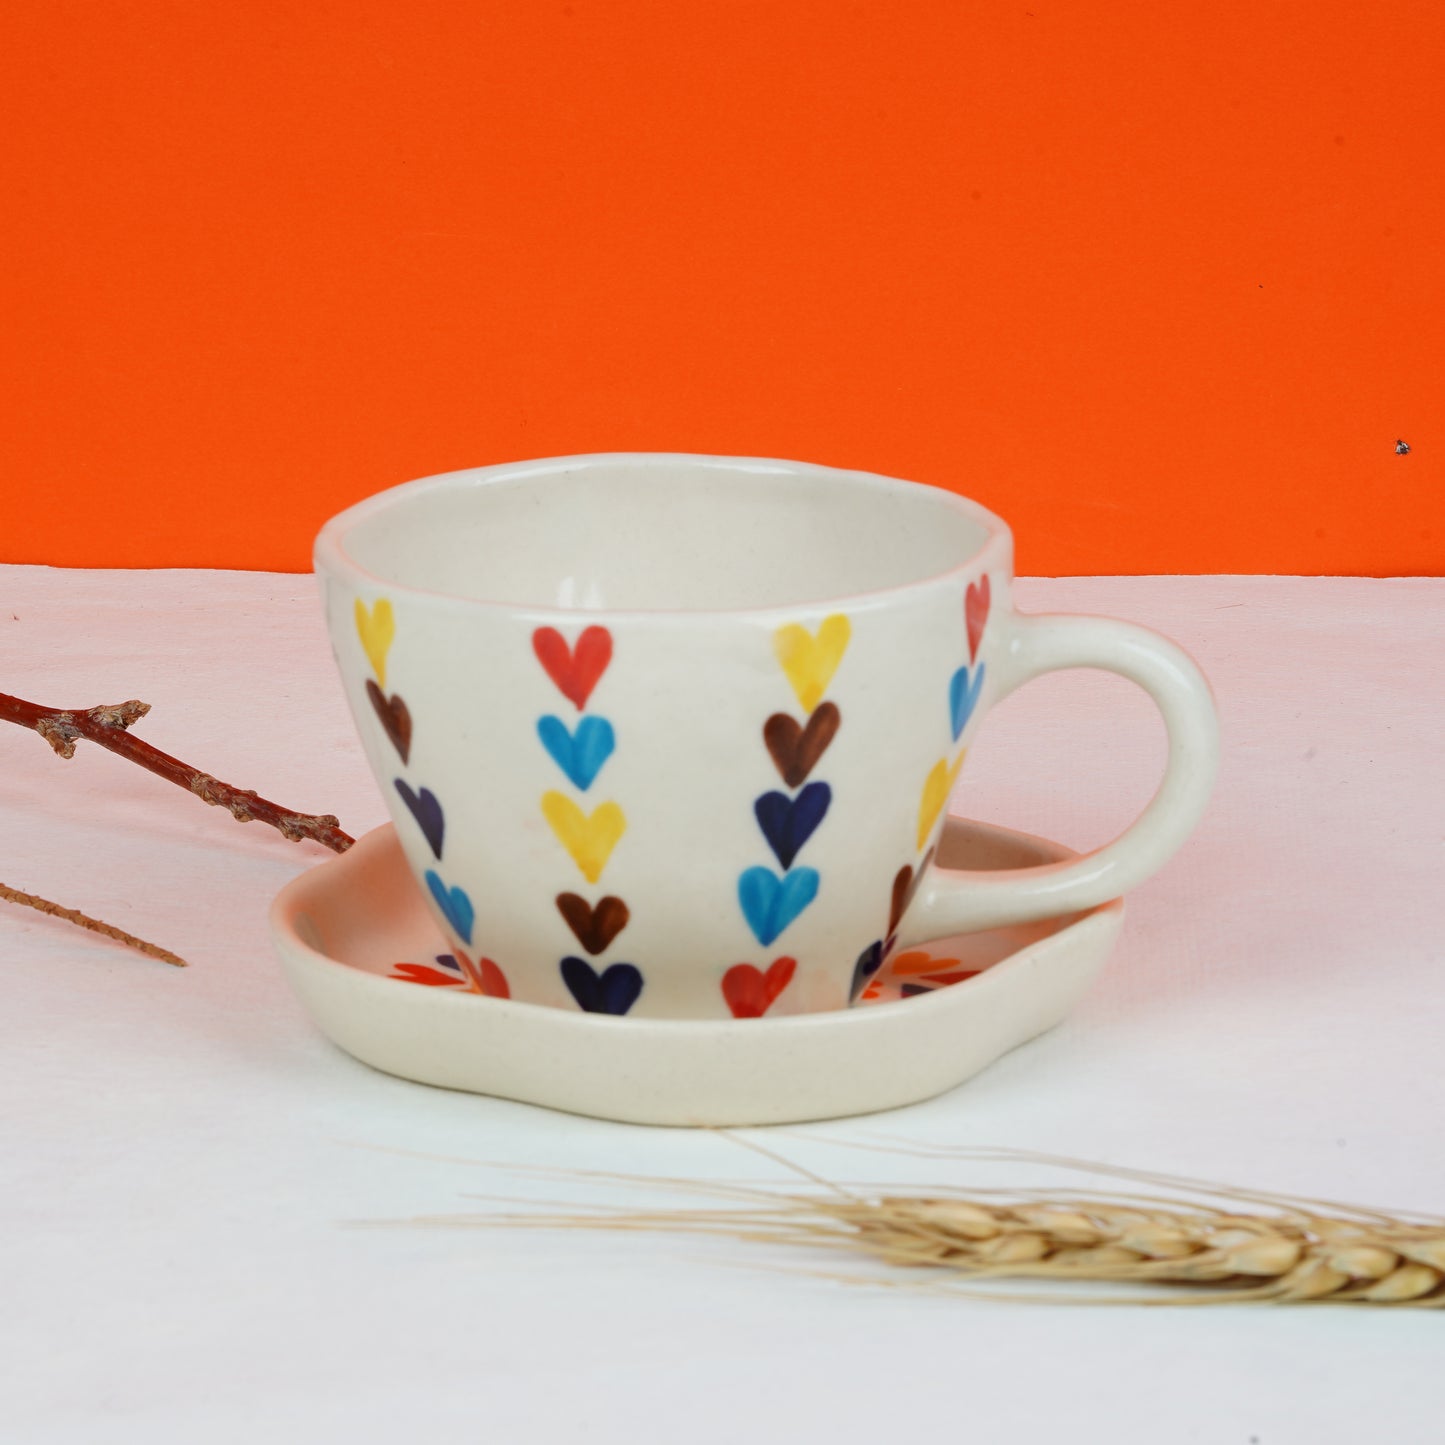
[391,947,978,1006]
[888,847,935,937]
[966,574,991,663]
[467,952,511,998]
[363,599,454,923]
[890,949,958,976]
[542,792,626,884]
[536,715,615,792]
[896,953,981,997]
[773,615,851,714]
[555,892,630,955]
[386,950,509,997]
[392,957,466,987]
[425,869,475,945]
[561,956,643,1015]
[530,627,639,1007]
[422,949,511,997]
[890,866,915,939]
[366,680,412,763]
[753,782,832,871]
[917,753,966,850]
[722,957,797,1018]
[734,616,851,985]
[850,939,885,1002]
[366,572,1003,1019]
[354,598,396,689]
[762,702,840,788]
[394,779,445,860]
[738,866,820,948]
[533,626,613,712]
[949,663,986,743]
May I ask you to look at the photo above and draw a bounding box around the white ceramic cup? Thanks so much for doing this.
[315,453,1217,1020]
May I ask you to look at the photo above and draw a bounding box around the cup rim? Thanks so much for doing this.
[314,452,1014,619]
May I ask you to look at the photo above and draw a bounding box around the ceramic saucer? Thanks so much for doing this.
[269,818,1124,1126]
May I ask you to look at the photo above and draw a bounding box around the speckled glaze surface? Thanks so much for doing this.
[314,454,1214,1020]
[270,818,1125,1126]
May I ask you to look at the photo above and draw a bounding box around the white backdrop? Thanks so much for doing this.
[2,567,1440,1443]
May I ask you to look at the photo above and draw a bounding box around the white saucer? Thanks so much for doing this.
[269,819,1124,1126]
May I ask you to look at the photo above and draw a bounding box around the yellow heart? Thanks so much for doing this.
[773,614,851,714]
[354,598,395,689]
[917,751,966,850]
[542,791,627,884]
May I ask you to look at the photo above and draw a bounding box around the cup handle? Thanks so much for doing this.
[899,612,1219,940]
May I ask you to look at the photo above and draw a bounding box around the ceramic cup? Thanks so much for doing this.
[315,453,1217,1021]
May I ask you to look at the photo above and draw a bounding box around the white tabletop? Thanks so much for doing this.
[3,567,1441,1443]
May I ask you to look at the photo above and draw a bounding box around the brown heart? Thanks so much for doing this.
[556,892,631,956]
[888,846,935,937]
[366,679,412,763]
[763,701,841,789]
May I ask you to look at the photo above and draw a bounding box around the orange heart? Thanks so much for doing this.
[890,950,964,977]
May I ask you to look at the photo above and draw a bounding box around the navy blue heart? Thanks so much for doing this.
[738,866,820,948]
[395,779,445,859]
[753,782,831,870]
[425,870,474,944]
[536,714,615,792]
[850,939,885,1002]
[949,661,987,742]
[560,956,644,1015]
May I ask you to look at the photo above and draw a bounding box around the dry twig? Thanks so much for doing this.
[0,690,353,852]
[2,686,352,965]
[0,880,186,967]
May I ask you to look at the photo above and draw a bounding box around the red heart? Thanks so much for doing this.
[476,956,510,998]
[533,626,613,711]
[966,575,991,662]
[458,951,511,998]
[392,962,465,988]
[722,957,797,1019]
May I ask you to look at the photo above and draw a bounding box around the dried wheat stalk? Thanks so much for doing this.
[399,1151,1445,1308]
[788,1193,1445,1304]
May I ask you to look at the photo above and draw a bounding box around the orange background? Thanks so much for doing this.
[2,0,1441,575]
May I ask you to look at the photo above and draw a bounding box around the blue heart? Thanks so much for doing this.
[395,779,445,859]
[754,782,831,870]
[425,870,474,945]
[850,938,885,1002]
[738,866,820,948]
[537,714,615,792]
[949,661,987,742]
[561,956,644,1015]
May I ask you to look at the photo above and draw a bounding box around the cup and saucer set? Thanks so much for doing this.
[270,454,1218,1126]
